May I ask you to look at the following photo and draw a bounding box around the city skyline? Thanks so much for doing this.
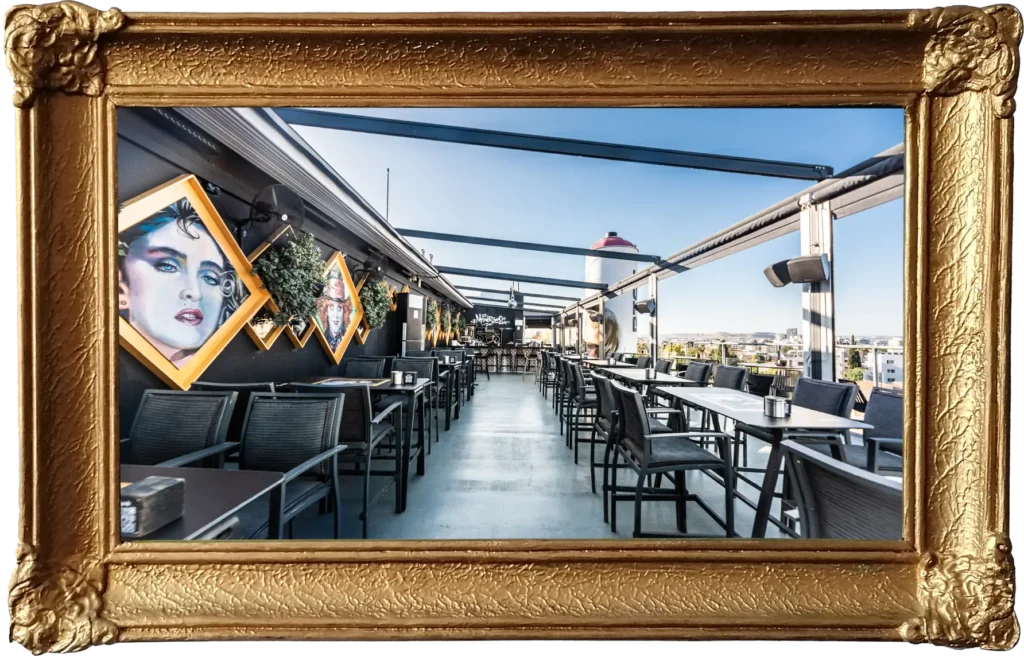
[293,107,904,336]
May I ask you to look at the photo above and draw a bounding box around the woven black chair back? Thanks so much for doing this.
[635,356,651,369]
[354,356,393,376]
[683,362,712,385]
[392,357,433,381]
[592,373,620,436]
[238,392,343,477]
[190,381,275,444]
[745,373,775,397]
[404,350,433,358]
[126,390,237,466]
[612,382,651,454]
[654,359,672,374]
[712,365,747,391]
[863,388,903,440]
[791,377,857,418]
[343,359,386,379]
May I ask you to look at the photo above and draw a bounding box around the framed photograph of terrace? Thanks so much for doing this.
[116,174,270,389]
[7,3,1020,653]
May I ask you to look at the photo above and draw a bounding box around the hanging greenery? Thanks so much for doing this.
[440,305,452,333]
[251,232,323,326]
[455,313,465,335]
[425,298,438,332]
[360,280,391,329]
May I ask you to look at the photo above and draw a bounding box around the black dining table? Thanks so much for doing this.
[596,367,701,387]
[301,376,432,514]
[656,386,872,538]
[121,465,285,540]
[582,359,636,369]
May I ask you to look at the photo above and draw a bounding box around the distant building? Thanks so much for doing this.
[864,349,904,386]
[786,327,799,338]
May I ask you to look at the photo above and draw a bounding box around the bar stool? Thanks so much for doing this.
[499,347,514,373]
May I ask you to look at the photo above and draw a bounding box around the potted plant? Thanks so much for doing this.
[359,280,391,330]
[425,298,438,336]
[251,232,323,325]
[440,305,452,338]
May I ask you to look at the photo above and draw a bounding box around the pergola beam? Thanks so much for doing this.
[277,108,834,180]
[558,144,905,314]
[457,286,580,302]
[437,265,606,290]
[464,296,564,309]
[398,228,660,263]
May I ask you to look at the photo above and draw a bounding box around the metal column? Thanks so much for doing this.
[799,195,835,381]
[576,307,583,354]
[598,297,606,359]
[648,274,659,364]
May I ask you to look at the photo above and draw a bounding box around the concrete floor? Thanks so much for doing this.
[291,373,789,540]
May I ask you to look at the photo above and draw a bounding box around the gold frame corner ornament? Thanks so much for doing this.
[9,4,1021,651]
[9,544,117,655]
[900,534,1019,650]
[4,2,125,109]
[910,4,1023,118]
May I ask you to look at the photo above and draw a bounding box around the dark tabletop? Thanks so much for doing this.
[583,359,636,368]
[121,465,284,541]
[305,376,432,392]
[657,387,873,432]
[600,368,701,385]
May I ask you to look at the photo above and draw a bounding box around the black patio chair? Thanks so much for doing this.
[538,351,558,399]
[122,390,238,468]
[190,381,276,462]
[592,373,680,521]
[376,357,434,453]
[654,359,672,374]
[404,349,433,358]
[609,382,735,538]
[282,383,402,539]
[807,387,903,473]
[231,392,346,540]
[698,365,749,465]
[635,356,651,369]
[566,362,598,463]
[354,355,394,377]
[745,372,776,397]
[781,440,902,540]
[343,358,386,379]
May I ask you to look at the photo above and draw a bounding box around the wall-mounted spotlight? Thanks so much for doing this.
[764,254,830,287]
[565,317,579,327]
[633,299,657,315]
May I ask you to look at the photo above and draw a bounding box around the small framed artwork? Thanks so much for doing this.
[117,174,269,389]
[353,315,371,345]
[243,297,286,351]
[312,252,365,365]
[284,316,315,348]
[388,283,399,311]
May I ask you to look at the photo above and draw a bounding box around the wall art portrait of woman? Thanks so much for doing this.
[312,252,365,365]
[117,175,269,389]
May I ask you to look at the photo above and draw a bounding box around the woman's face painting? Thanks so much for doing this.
[122,219,228,359]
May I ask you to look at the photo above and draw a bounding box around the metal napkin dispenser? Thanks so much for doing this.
[120,476,185,539]
[763,395,791,418]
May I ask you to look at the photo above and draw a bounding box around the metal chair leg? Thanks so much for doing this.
[633,468,645,538]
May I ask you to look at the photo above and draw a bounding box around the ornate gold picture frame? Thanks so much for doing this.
[6,2,1020,652]
[116,173,270,390]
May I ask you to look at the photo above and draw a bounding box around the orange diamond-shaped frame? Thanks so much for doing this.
[117,174,270,390]
[312,252,365,365]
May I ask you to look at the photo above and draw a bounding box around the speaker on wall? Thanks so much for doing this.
[787,253,830,284]
[764,260,792,288]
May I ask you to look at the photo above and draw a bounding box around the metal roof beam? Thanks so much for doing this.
[557,144,905,314]
[438,265,607,290]
[464,296,565,309]
[277,108,834,181]
[456,286,580,302]
[397,228,660,262]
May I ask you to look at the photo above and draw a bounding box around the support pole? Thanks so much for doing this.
[576,307,583,354]
[598,297,606,360]
[799,195,835,381]
[648,274,659,365]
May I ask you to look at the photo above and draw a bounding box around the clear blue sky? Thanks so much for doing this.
[293,107,904,336]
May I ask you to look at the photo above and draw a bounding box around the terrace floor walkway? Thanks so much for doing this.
[292,374,785,540]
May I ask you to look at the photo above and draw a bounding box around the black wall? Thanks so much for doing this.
[466,306,524,344]
[116,109,424,439]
